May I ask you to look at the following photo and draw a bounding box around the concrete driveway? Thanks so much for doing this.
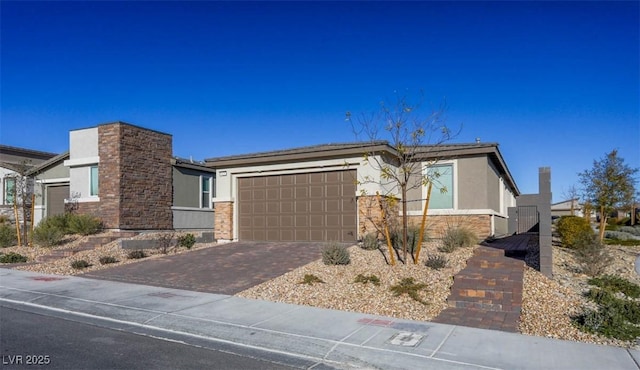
[82,242,325,295]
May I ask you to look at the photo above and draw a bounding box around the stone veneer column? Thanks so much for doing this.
[214,201,233,240]
[98,122,173,230]
[357,195,388,238]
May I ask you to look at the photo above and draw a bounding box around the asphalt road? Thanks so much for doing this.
[0,303,318,370]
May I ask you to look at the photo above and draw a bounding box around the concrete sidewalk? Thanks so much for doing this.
[1,268,638,370]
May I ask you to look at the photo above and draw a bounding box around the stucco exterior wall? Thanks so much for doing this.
[458,156,488,210]
[173,208,214,230]
[486,159,501,212]
[173,167,202,208]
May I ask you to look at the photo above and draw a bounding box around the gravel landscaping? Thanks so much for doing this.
[1,233,638,349]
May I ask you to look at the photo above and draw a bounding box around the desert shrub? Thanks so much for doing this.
[322,243,351,265]
[588,275,640,299]
[439,226,477,253]
[390,277,428,305]
[127,250,147,259]
[39,213,72,234]
[618,226,640,237]
[573,234,612,277]
[604,239,640,246]
[0,252,28,263]
[299,274,324,285]
[556,216,593,248]
[177,233,196,249]
[354,274,381,286]
[361,233,380,250]
[71,259,91,270]
[0,215,9,225]
[424,254,448,270]
[604,230,640,241]
[573,287,640,341]
[0,224,17,248]
[390,226,426,254]
[156,232,176,254]
[68,214,102,236]
[32,221,65,247]
[99,256,118,265]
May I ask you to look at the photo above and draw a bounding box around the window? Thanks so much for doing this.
[426,164,453,209]
[201,176,212,208]
[4,177,16,205]
[90,166,99,196]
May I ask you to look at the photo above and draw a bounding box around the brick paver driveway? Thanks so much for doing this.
[82,242,324,295]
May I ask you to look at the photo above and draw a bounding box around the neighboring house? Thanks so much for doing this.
[0,145,58,223]
[550,198,583,218]
[206,141,519,242]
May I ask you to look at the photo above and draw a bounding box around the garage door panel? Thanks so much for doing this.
[238,170,356,242]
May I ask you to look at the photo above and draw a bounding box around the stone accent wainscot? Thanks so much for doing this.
[214,201,233,240]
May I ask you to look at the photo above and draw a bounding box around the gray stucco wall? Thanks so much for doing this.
[406,172,423,212]
[172,208,214,230]
[458,156,488,210]
[37,161,69,181]
[173,167,202,208]
[486,160,501,212]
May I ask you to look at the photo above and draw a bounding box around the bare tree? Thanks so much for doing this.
[348,90,459,263]
[7,161,36,245]
[562,185,580,216]
[579,150,638,241]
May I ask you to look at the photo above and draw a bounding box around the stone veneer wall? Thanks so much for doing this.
[97,123,173,230]
[408,214,492,239]
[214,201,233,240]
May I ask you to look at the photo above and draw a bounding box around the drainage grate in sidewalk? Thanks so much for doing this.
[387,332,424,347]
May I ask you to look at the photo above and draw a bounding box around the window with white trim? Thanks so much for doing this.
[201,176,212,208]
[426,164,454,209]
[90,165,99,196]
[3,177,16,205]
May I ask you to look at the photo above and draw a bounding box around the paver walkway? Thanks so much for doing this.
[82,241,324,295]
[432,234,533,332]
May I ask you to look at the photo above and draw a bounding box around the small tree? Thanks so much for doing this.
[562,185,581,216]
[5,161,36,245]
[579,150,638,241]
[347,91,458,263]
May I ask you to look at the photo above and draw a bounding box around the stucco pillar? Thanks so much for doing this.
[538,167,553,277]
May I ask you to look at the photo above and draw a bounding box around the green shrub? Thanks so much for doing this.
[439,226,477,253]
[588,275,640,299]
[573,234,612,277]
[0,252,28,263]
[322,243,351,265]
[557,216,593,248]
[127,250,147,259]
[390,226,425,254]
[361,233,380,250]
[604,239,640,246]
[425,254,448,270]
[573,287,640,341]
[71,259,91,270]
[0,224,17,248]
[99,256,118,265]
[177,233,196,249]
[299,274,324,285]
[619,226,640,237]
[39,213,72,234]
[32,221,65,247]
[67,214,102,236]
[354,274,381,286]
[390,277,428,305]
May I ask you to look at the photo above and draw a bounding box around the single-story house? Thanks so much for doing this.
[550,199,583,218]
[206,141,519,242]
[0,145,58,222]
[9,122,520,242]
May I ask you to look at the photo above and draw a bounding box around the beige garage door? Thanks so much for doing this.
[47,185,69,217]
[238,170,357,242]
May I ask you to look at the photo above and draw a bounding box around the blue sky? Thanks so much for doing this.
[1,1,638,201]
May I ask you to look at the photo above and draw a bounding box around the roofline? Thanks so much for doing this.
[27,151,70,176]
[205,141,395,168]
[0,144,58,160]
[70,121,172,138]
[172,157,216,172]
